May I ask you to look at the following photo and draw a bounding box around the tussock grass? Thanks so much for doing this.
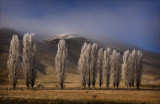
[0,89,160,104]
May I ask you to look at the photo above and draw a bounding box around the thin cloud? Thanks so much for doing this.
[0,0,159,53]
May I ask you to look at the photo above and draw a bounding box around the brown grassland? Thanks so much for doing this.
[0,62,160,104]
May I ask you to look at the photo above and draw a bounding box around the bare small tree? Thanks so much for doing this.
[135,50,143,89]
[111,50,121,88]
[97,48,104,88]
[90,43,98,89]
[7,35,20,90]
[122,50,130,87]
[22,33,37,89]
[103,48,111,88]
[78,42,88,89]
[55,39,68,89]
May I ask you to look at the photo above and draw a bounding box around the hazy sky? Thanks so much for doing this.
[0,0,160,53]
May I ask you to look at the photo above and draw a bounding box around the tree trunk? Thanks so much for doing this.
[93,86,95,90]
[13,85,16,90]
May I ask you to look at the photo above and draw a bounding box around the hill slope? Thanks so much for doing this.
[45,34,160,84]
[0,28,22,53]
[0,30,159,86]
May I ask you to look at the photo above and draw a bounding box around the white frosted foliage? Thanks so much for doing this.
[7,35,20,89]
[90,43,98,88]
[135,50,143,89]
[122,50,130,86]
[55,39,68,89]
[97,48,104,88]
[103,47,111,88]
[111,50,121,88]
[85,44,92,87]
[78,42,88,88]
[22,33,37,88]
[122,49,143,89]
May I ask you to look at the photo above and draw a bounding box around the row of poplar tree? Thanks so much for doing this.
[8,35,142,90]
[7,34,36,89]
[78,42,143,89]
[7,34,68,90]
[54,40,143,89]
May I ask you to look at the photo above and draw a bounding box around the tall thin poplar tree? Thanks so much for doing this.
[97,48,104,88]
[22,33,37,89]
[7,35,20,90]
[78,42,88,88]
[103,48,111,88]
[90,43,98,89]
[55,39,68,89]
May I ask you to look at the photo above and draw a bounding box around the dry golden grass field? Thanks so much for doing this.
[0,89,160,104]
[0,61,160,104]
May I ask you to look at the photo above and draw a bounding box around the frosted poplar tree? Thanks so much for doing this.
[127,53,132,87]
[90,43,98,89]
[55,39,68,89]
[131,50,136,87]
[111,50,116,88]
[115,52,121,88]
[7,35,20,89]
[85,44,92,88]
[135,50,143,89]
[126,50,136,87]
[22,33,37,89]
[111,50,121,88]
[122,50,130,87]
[103,48,111,88]
[78,42,88,88]
[97,48,104,88]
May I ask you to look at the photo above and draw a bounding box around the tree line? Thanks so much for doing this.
[7,35,142,90]
[78,42,143,89]
[7,35,68,89]
[7,34,37,89]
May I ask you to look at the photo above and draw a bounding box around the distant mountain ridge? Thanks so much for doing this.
[47,34,80,41]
